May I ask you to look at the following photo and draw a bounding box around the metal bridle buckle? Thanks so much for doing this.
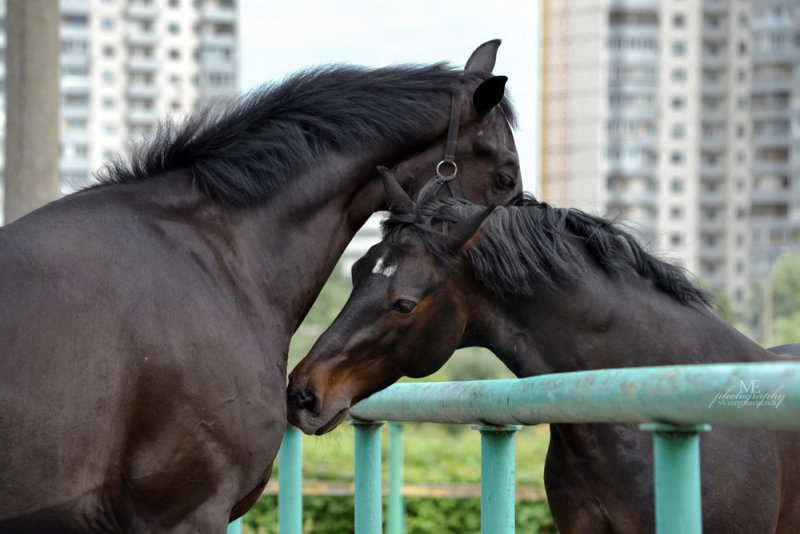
[435,160,458,180]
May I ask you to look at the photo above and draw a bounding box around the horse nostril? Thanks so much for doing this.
[291,387,320,417]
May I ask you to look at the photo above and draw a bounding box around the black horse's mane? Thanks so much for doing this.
[382,195,712,308]
[97,63,515,207]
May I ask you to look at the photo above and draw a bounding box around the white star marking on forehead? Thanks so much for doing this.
[371,255,397,277]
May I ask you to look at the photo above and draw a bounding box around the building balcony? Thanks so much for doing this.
[699,218,726,234]
[700,82,727,98]
[752,160,789,174]
[126,30,158,47]
[702,26,728,42]
[752,106,790,120]
[59,157,90,174]
[752,49,799,63]
[700,108,727,123]
[607,189,658,207]
[127,84,160,99]
[751,77,794,92]
[607,106,658,120]
[605,161,657,177]
[200,32,237,48]
[59,25,90,41]
[126,57,159,72]
[700,137,727,152]
[61,105,90,120]
[60,76,90,95]
[607,25,659,40]
[126,3,158,19]
[751,188,790,206]
[201,5,237,24]
[750,216,791,232]
[699,163,726,179]
[127,108,161,126]
[701,55,727,69]
[699,246,726,262]
[60,0,89,15]
[702,0,728,15]
[752,131,790,148]
[700,190,726,207]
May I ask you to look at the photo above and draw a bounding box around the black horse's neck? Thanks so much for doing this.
[464,265,778,378]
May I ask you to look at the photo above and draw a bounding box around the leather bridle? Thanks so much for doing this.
[427,89,465,200]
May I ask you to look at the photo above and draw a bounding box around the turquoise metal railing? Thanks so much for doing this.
[232,362,800,534]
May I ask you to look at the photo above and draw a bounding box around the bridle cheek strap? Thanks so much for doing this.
[431,89,464,199]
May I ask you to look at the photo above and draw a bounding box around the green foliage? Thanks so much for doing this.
[771,254,800,320]
[242,495,556,534]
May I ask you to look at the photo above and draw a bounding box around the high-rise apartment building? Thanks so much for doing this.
[0,0,238,214]
[541,0,800,331]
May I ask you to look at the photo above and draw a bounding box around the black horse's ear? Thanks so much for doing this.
[445,205,495,253]
[473,76,507,117]
[377,166,415,215]
[465,39,501,72]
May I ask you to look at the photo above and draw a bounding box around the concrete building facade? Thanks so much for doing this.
[1,0,238,219]
[541,0,800,331]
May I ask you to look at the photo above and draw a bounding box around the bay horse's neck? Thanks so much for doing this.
[467,271,777,378]
[234,150,432,335]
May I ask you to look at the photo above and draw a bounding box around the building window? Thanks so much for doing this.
[671,124,685,139]
[672,41,686,55]
[102,45,115,58]
[670,206,683,219]
[169,0,179,6]
[103,71,115,84]
[738,41,748,55]
[169,48,180,59]
[672,69,686,82]
[672,14,685,27]
[670,234,683,246]
[101,18,114,30]
[168,22,180,34]
[671,179,684,193]
[671,151,684,164]
[102,97,115,109]
[671,97,685,109]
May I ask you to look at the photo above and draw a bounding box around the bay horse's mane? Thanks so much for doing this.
[382,195,713,308]
[97,64,516,207]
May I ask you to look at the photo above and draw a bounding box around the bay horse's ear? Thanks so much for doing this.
[473,76,508,117]
[465,39,501,72]
[446,205,495,254]
[376,166,415,215]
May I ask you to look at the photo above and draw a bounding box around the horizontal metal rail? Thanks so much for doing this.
[348,362,800,430]
[236,362,800,534]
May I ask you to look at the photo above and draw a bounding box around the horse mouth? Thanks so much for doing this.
[315,408,349,435]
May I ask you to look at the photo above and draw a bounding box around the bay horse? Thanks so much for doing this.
[0,41,523,532]
[287,170,800,533]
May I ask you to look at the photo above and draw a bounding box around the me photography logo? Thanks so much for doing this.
[708,379,787,409]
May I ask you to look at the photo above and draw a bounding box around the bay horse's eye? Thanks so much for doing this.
[391,299,417,314]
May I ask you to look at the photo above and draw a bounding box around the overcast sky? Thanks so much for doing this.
[238,0,541,194]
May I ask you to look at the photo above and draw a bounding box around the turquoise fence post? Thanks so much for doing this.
[226,518,242,534]
[352,420,385,534]
[640,424,710,534]
[387,422,405,534]
[473,425,522,534]
[278,426,303,534]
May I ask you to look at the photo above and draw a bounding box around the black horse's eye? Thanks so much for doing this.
[494,171,516,191]
[391,299,417,314]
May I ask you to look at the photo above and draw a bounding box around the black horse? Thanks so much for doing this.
[0,41,522,532]
[288,170,800,533]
